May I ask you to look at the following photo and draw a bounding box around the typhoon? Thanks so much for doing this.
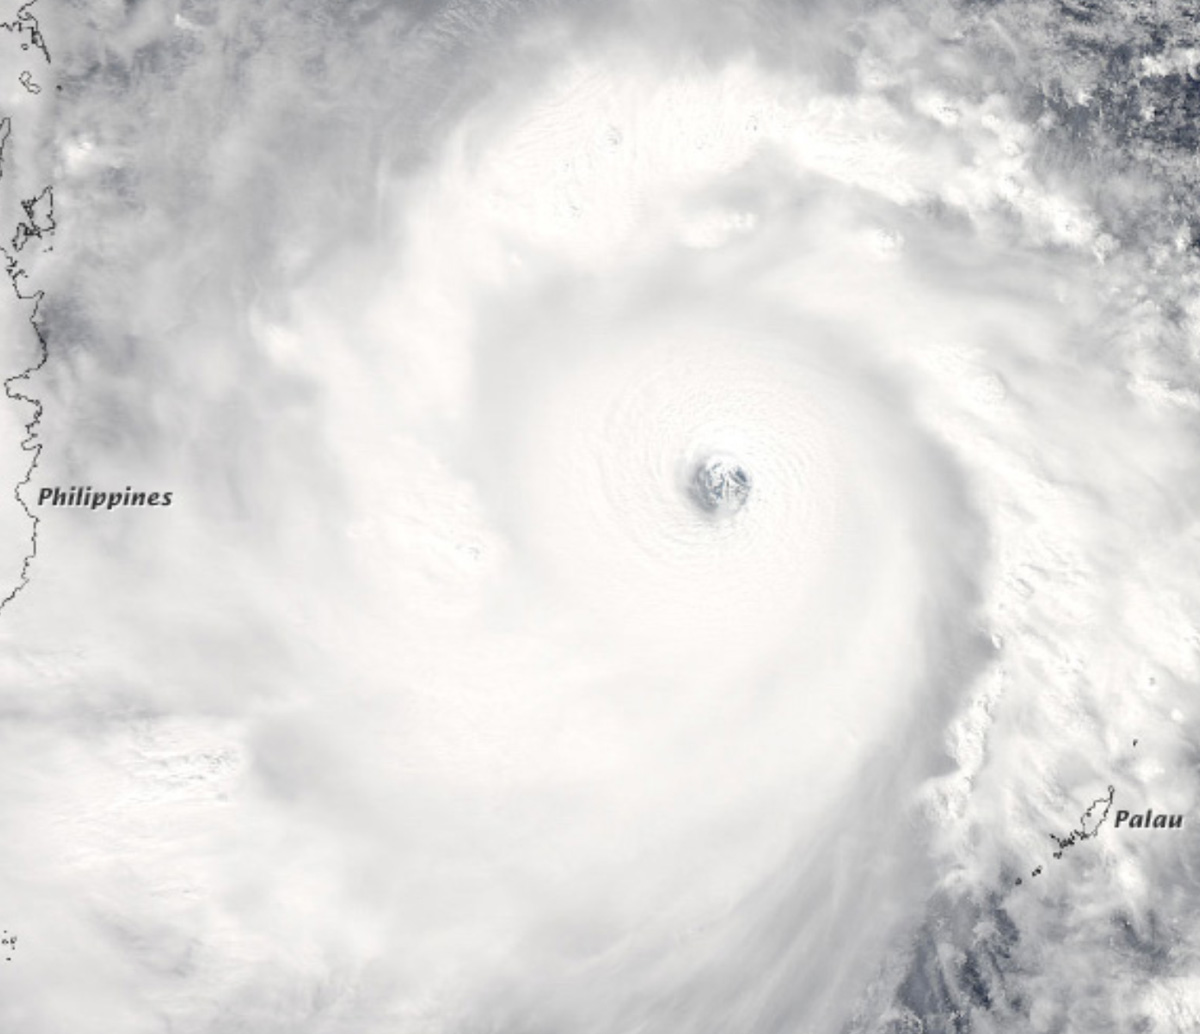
[0,1,1199,1032]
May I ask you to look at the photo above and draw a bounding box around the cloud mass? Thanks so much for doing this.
[1,0,1199,1031]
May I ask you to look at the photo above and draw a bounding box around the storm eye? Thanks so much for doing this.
[690,456,752,515]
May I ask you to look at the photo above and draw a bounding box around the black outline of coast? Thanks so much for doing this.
[1014,785,1115,886]
[0,1,53,614]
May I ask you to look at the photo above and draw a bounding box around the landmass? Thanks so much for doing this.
[1014,785,1116,886]
[0,1,53,614]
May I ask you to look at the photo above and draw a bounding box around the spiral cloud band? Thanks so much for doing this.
[0,1,1198,1032]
